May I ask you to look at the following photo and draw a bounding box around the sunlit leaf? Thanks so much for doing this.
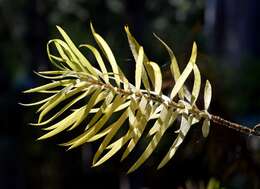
[80,44,109,83]
[90,23,121,87]
[127,108,176,173]
[135,47,144,91]
[38,83,89,123]
[154,34,184,99]
[22,24,215,173]
[121,97,151,160]
[191,64,201,105]
[92,108,129,164]
[37,108,81,140]
[23,80,72,93]
[56,26,98,76]
[170,42,197,99]
[68,87,104,130]
[68,95,126,149]
[158,116,191,169]
[19,95,55,107]
[124,26,152,90]
[149,61,162,95]
[93,133,131,167]
[31,88,92,126]
[202,119,210,138]
[204,80,212,110]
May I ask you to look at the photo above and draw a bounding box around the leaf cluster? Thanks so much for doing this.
[22,23,212,173]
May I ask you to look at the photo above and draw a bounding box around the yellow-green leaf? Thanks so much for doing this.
[191,64,201,105]
[90,23,121,87]
[80,44,109,83]
[158,116,191,169]
[85,91,115,130]
[32,88,92,126]
[121,97,151,160]
[23,80,72,93]
[37,109,81,140]
[170,42,197,99]
[169,61,193,99]
[149,61,162,95]
[93,133,131,167]
[19,95,54,107]
[56,26,98,76]
[148,105,168,136]
[202,118,210,138]
[68,95,126,149]
[38,83,86,123]
[92,108,129,164]
[127,108,176,173]
[53,39,82,71]
[204,80,212,110]
[154,34,184,99]
[124,26,151,91]
[135,47,144,91]
[68,87,103,130]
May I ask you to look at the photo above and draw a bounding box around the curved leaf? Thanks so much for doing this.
[22,25,213,173]
[202,118,210,138]
[170,42,197,99]
[191,64,201,105]
[158,115,191,169]
[90,23,121,87]
[204,80,212,110]
[56,26,98,76]
[154,34,184,99]
[135,47,144,91]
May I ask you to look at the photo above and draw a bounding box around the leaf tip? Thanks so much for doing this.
[56,25,63,32]
[189,41,198,65]
[90,22,95,34]
[157,163,164,170]
[37,136,44,141]
[193,41,197,50]
[126,168,134,174]
[124,25,129,31]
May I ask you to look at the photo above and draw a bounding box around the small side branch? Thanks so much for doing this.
[211,115,260,136]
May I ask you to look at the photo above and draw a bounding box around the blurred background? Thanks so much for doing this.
[1,0,260,188]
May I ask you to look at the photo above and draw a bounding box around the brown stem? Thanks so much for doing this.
[211,115,260,136]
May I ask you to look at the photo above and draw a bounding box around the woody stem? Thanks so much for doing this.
[210,114,260,136]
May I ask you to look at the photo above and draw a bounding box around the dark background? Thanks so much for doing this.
[1,0,260,188]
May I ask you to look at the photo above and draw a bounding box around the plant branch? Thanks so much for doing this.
[211,115,260,136]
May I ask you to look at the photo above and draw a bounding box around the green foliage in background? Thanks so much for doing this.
[22,23,213,173]
[183,178,224,189]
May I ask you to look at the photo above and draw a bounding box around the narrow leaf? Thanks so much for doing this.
[68,87,103,130]
[32,88,92,126]
[23,80,72,93]
[90,23,121,87]
[93,133,131,167]
[170,42,197,99]
[149,61,162,95]
[92,109,129,164]
[154,34,184,99]
[124,26,151,91]
[135,47,144,91]
[204,80,212,110]
[158,116,191,169]
[37,109,81,140]
[38,83,86,123]
[80,44,109,83]
[202,119,210,138]
[191,64,201,105]
[127,108,176,173]
[56,26,98,76]
[68,95,126,149]
[121,97,151,160]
